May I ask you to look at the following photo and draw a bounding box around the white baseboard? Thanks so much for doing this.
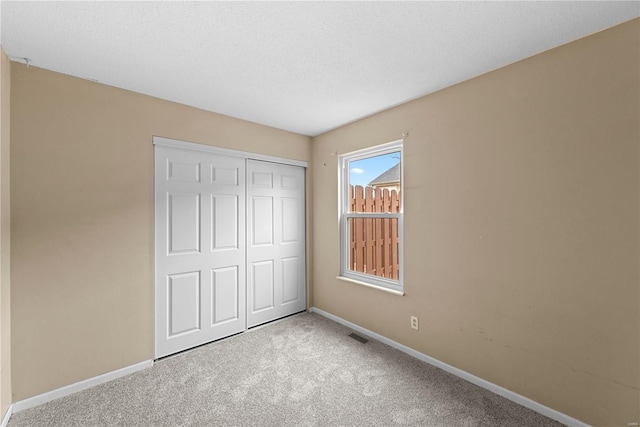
[11,360,153,414]
[1,404,12,427]
[309,307,589,427]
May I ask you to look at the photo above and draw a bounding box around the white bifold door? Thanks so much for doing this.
[155,144,305,358]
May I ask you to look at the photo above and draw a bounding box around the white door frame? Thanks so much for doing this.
[153,136,308,359]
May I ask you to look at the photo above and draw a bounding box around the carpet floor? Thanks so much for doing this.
[9,312,564,426]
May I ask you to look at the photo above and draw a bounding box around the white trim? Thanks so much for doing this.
[337,139,404,160]
[309,307,590,427]
[12,360,153,413]
[336,276,404,296]
[1,404,12,427]
[152,136,308,168]
[344,212,401,219]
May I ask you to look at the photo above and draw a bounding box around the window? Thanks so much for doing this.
[339,140,403,294]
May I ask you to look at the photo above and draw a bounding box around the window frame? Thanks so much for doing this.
[338,139,404,294]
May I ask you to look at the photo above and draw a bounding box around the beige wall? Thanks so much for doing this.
[312,19,639,427]
[10,63,311,401]
[0,47,12,419]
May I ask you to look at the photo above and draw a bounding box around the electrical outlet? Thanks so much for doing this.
[410,316,419,330]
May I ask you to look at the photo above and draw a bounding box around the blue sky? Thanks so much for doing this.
[349,151,400,187]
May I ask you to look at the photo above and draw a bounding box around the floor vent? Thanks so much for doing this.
[348,332,369,344]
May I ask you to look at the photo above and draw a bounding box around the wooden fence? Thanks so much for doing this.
[349,185,400,280]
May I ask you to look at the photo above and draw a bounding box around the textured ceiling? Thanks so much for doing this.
[1,1,638,136]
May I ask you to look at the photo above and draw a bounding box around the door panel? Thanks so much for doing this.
[168,159,201,183]
[252,260,274,312]
[247,160,306,327]
[252,196,274,246]
[212,165,238,186]
[168,193,200,254]
[281,174,298,189]
[281,198,299,243]
[155,146,246,358]
[168,271,201,336]
[212,195,238,250]
[251,171,273,188]
[282,257,300,304]
[211,266,239,325]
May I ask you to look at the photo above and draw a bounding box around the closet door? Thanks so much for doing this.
[247,160,306,327]
[155,146,246,358]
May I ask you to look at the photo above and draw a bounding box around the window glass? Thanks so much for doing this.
[348,152,401,213]
[347,217,399,279]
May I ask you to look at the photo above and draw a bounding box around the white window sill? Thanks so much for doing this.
[336,276,405,296]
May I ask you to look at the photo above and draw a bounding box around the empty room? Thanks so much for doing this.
[0,2,638,426]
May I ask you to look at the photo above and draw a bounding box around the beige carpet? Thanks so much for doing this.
[9,312,564,426]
